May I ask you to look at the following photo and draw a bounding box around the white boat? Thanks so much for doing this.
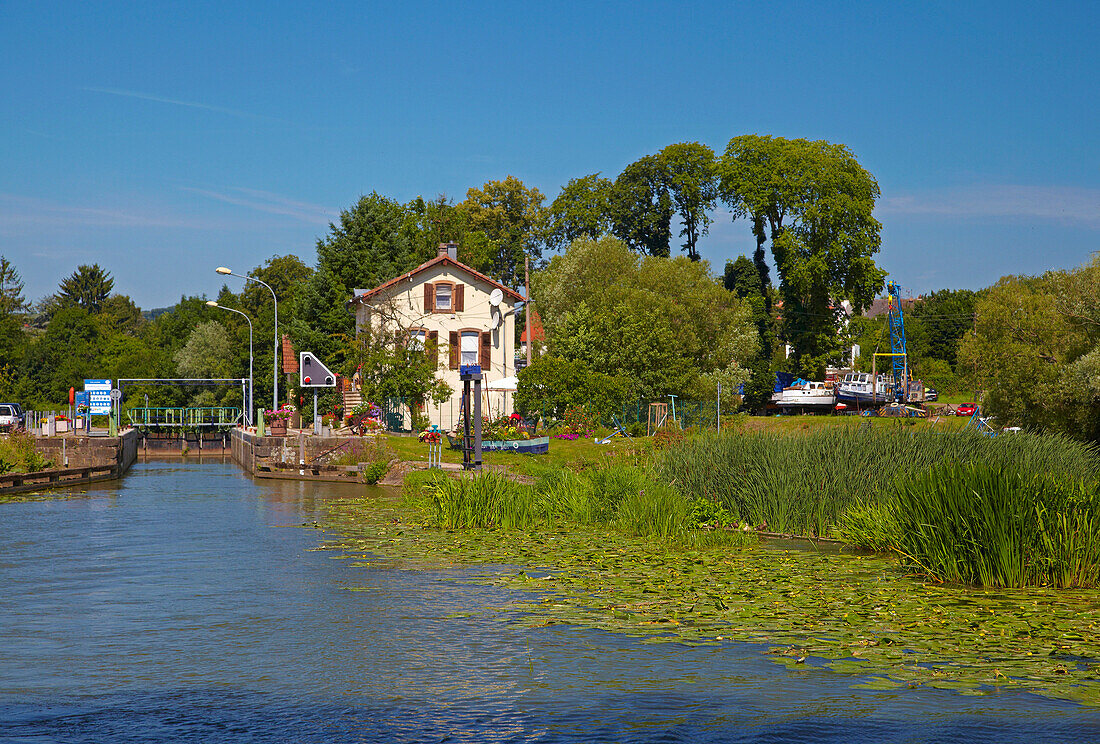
[836,372,894,406]
[771,380,836,412]
[836,372,926,406]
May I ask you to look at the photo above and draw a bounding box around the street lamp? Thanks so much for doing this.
[216,267,278,414]
[207,301,253,426]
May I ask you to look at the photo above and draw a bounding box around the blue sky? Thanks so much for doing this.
[2,1,1097,309]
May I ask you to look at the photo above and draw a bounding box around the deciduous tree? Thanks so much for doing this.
[659,142,718,261]
[547,174,614,249]
[718,135,885,378]
[610,155,673,257]
[458,176,548,287]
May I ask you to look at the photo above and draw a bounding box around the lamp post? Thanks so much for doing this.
[216,267,278,415]
[207,301,253,426]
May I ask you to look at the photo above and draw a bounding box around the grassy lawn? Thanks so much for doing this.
[381,412,970,475]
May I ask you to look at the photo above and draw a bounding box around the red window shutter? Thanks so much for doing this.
[424,283,435,312]
[428,330,438,366]
[479,331,491,369]
[449,331,459,369]
[454,284,464,312]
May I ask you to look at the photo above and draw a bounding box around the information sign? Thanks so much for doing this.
[84,379,112,415]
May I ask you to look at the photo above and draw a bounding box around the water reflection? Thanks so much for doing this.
[0,460,1097,742]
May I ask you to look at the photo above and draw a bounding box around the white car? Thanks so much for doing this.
[0,403,24,432]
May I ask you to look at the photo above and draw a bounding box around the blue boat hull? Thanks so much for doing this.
[481,436,550,454]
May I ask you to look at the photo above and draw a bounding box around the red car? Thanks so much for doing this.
[956,403,978,417]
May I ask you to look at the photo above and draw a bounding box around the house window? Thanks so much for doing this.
[434,283,452,311]
[460,331,479,366]
[408,328,426,352]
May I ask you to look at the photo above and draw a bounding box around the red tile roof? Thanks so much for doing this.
[520,306,545,343]
[349,255,525,305]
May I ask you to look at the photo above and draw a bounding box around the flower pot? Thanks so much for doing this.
[269,420,287,436]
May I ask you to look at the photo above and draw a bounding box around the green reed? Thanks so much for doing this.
[657,427,1099,537]
[417,463,697,539]
[844,462,1100,588]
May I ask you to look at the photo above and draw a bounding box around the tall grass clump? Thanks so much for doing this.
[850,462,1100,588]
[422,471,542,530]
[657,428,1099,537]
[615,479,691,539]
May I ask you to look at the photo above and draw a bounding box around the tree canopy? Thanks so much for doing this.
[458,176,548,287]
[58,263,115,314]
[718,135,885,377]
[534,236,757,400]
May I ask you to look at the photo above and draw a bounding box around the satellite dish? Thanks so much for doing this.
[489,288,504,307]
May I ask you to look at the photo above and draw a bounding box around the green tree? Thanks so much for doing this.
[316,193,426,293]
[718,135,885,378]
[959,259,1100,440]
[547,174,614,249]
[98,294,145,337]
[515,356,631,420]
[0,256,29,316]
[659,142,718,261]
[905,289,981,369]
[610,155,673,257]
[0,257,29,375]
[58,264,115,313]
[535,237,756,400]
[175,321,235,379]
[724,255,774,360]
[458,176,548,287]
[18,306,102,404]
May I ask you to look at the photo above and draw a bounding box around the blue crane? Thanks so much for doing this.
[885,281,910,403]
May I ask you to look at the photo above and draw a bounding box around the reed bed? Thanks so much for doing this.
[417,464,696,538]
[840,463,1100,588]
[657,427,1099,537]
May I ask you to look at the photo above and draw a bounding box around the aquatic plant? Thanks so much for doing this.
[657,428,1100,537]
[843,462,1100,588]
[422,470,540,530]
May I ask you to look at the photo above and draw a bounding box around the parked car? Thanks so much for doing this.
[0,403,24,432]
[956,403,978,417]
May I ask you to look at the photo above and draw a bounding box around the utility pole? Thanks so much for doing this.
[525,255,532,369]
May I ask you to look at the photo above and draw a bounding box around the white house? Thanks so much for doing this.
[348,242,524,431]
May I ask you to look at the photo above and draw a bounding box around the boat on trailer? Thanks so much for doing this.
[770,379,836,413]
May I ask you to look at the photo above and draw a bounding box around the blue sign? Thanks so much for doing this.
[84,379,112,415]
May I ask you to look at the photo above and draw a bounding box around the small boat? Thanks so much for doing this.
[445,433,550,454]
[770,379,836,413]
[480,436,550,454]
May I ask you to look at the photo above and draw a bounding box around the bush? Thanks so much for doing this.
[362,461,387,485]
[516,357,631,421]
[0,432,54,474]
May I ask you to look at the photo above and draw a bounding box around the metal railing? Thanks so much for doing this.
[125,407,242,429]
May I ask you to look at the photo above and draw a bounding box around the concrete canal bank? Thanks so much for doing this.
[0,429,141,495]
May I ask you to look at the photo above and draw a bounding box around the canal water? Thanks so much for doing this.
[1,460,1098,743]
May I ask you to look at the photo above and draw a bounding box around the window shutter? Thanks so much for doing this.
[479,331,491,369]
[449,331,459,369]
[424,283,435,312]
[454,284,464,312]
[428,330,438,366]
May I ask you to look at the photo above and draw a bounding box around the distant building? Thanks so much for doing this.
[348,243,524,430]
[864,295,922,319]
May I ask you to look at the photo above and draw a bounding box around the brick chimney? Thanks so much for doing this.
[438,242,458,260]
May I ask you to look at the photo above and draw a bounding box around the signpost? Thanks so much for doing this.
[85,379,112,415]
[298,352,336,435]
